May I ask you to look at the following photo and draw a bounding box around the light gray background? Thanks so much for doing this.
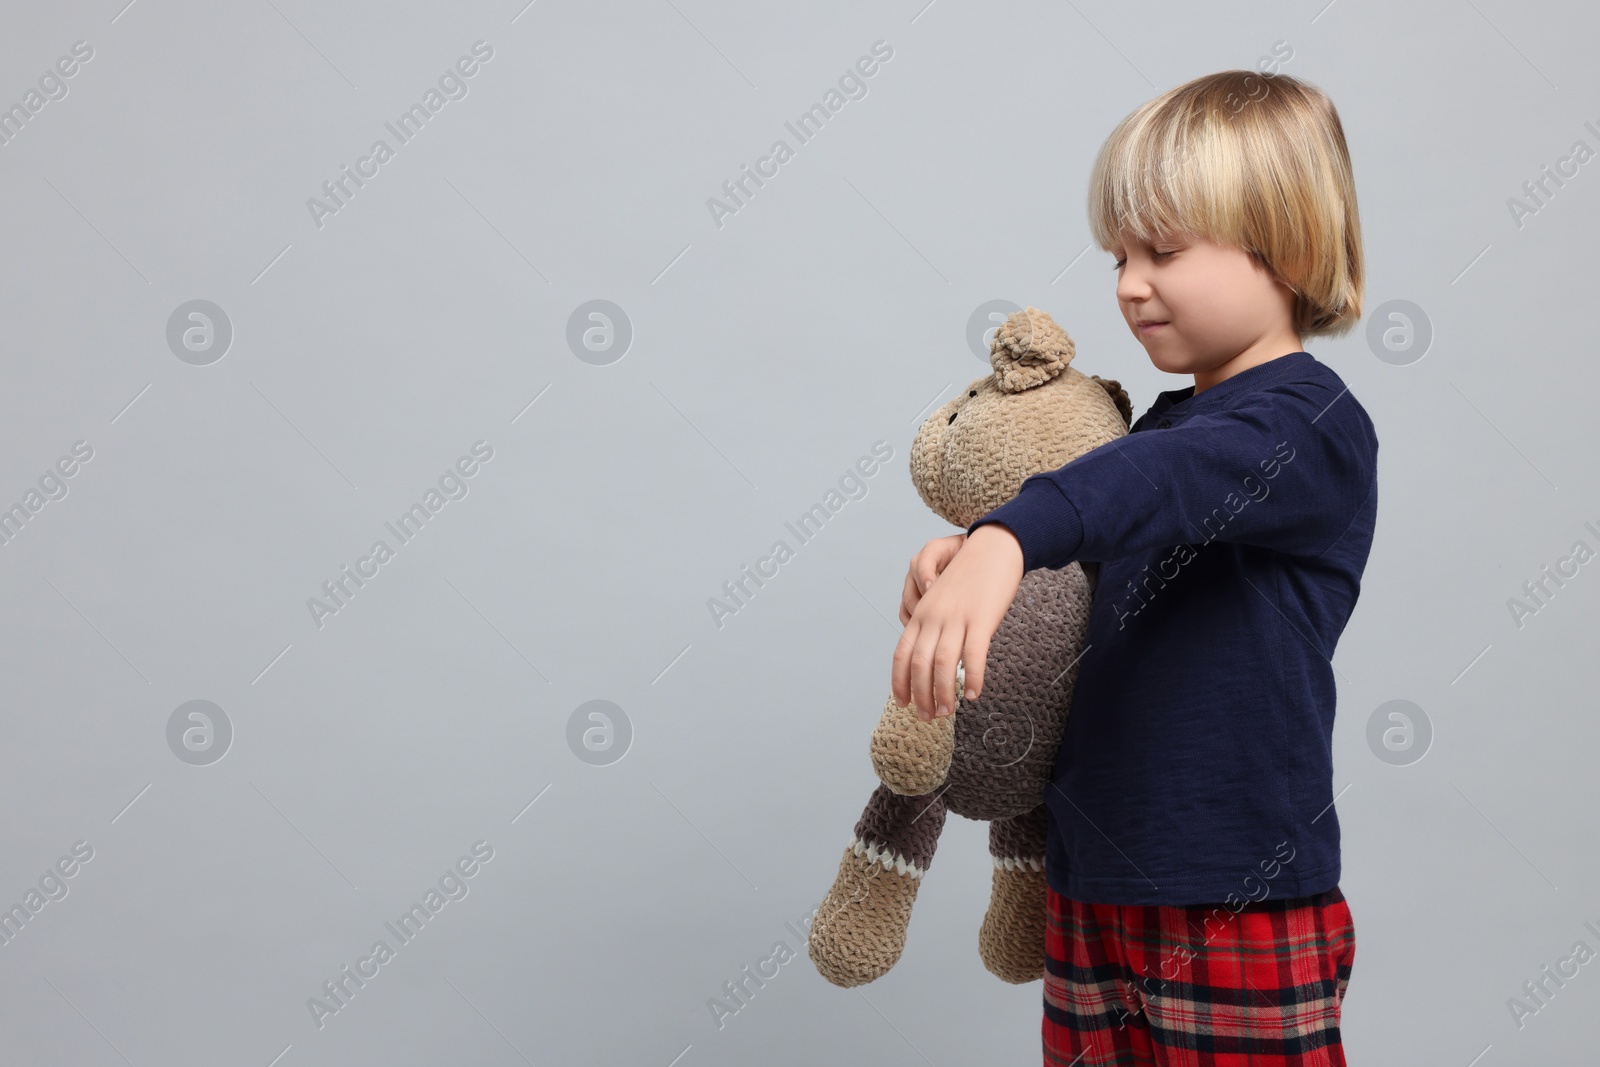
[0,0,1594,1063]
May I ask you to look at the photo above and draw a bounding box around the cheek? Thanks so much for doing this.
[1165,276,1237,336]
[1163,265,1213,313]
[1191,258,1276,323]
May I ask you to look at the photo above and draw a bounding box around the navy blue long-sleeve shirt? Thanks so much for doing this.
[967,351,1378,906]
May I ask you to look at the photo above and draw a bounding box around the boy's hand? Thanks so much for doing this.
[898,533,967,625]
[891,524,1024,722]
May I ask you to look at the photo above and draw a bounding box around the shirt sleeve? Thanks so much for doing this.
[967,376,1378,571]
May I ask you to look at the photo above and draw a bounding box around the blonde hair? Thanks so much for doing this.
[1088,70,1363,337]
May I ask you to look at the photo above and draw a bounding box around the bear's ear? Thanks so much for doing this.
[989,306,1074,393]
[1090,375,1133,430]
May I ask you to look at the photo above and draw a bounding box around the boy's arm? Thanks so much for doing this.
[967,377,1377,571]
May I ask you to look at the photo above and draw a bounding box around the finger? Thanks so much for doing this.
[962,632,988,702]
[899,569,920,627]
[938,533,965,572]
[913,542,945,594]
[931,626,966,718]
[891,627,909,708]
[891,621,919,709]
[909,625,941,723]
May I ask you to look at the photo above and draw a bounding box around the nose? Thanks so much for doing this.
[1116,266,1152,308]
[1120,281,1158,323]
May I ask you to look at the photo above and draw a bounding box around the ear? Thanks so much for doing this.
[1089,375,1133,430]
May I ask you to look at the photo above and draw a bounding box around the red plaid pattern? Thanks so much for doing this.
[1043,884,1355,1065]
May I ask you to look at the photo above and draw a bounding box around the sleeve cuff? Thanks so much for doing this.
[965,478,1085,572]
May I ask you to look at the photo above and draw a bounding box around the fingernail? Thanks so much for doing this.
[936,703,948,718]
[965,688,976,700]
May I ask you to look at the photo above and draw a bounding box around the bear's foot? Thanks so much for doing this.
[808,844,924,988]
[978,861,1047,984]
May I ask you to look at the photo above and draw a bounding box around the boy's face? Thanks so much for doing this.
[1109,223,1300,383]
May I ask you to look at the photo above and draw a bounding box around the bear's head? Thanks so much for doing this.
[909,306,1133,530]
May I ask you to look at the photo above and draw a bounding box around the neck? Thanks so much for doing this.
[1193,331,1303,395]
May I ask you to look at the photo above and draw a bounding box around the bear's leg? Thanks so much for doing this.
[978,803,1049,984]
[808,783,947,988]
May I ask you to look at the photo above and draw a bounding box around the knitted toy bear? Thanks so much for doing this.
[808,306,1132,988]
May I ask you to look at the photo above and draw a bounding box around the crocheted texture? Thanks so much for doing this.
[990,802,1049,864]
[849,835,926,879]
[1089,373,1134,429]
[853,782,947,873]
[908,313,1131,531]
[809,846,922,988]
[989,305,1075,393]
[868,564,1090,820]
[941,561,1092,822]
[977,864,1048,984]
[870,697,953,797]
[813,305,1130,987]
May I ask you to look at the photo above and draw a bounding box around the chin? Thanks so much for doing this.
[1142,348,1186,375]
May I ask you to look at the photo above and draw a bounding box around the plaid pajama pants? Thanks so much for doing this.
[1042,883,1355,1066]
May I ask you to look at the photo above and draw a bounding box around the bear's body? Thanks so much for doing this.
[807,307,1132,987]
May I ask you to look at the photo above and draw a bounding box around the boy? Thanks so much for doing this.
[892,71,1376,1065]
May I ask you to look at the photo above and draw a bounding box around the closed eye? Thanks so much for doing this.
[1111,250,1176,270]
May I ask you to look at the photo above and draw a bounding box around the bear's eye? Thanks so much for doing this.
[947,411,958,424]
[969,390,977,397]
